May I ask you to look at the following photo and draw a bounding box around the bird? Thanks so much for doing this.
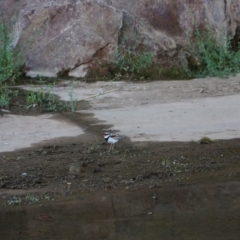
[104,132,119,151]
[0,109,10,117]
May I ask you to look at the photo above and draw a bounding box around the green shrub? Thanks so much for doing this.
[0,23,22,108]
[114,36,154,79]
[0,84,11,108]
[188,25,240,78]
[0,84,18,108]
[0,24,22,84]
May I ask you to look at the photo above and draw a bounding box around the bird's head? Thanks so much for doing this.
[104,132,111,140]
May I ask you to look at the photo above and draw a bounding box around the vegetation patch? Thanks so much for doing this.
[158,66,192,80]
[187,25,240,78]
[6,80,82,115]
[0,24,22,85]
[113,35,154,80]
[25,80,69,112]
[0,23,22,108]
[112,34,194,81]
[5,193,53,206]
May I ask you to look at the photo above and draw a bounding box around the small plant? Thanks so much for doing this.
[114,36,153,79]
[0,84,18,108]
[7,196,22,206]
[0,23,22,85]
[161,157,189,174]
[42,194,51,201]
[5,193,53,207]
[26,81,64,112]
[0,84,11,108]
[25,80,80,113]
[0,23,21,108]
[187,25,240,78]
[68,81,78,112]
[26,90,44,105]
[161,157,171,168]
[25,194,39,204]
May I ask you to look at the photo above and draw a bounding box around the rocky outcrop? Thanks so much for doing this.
[1,0,122,78]
[0,0,240,78]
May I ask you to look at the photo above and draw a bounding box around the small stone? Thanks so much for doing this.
[152,194,158,200]
[103,177,110,183]
[199,136,214,144]
[68,174,76,179]
[1,194,8,199]
[45,175,54,178]
[67,182,72,191]
[69,162,81,175]
[0,183,6,188]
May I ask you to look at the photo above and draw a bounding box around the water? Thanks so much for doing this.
[1,182,240,239]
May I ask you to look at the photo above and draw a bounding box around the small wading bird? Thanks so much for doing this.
[104,132,119,151]
[0,109,10,117]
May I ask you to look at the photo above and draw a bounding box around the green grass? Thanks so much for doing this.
[0,84,18,108]
[0,24,22,85]
[26,80,78,113]
[0,23,22,107]
[6,193,53,206]
[26,81,62,111]
[68,81,78,112]
[188,25,240,78]
[114,36,154,80]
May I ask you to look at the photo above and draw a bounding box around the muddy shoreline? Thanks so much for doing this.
[1,77,240,239]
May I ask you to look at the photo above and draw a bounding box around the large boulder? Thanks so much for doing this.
[0,0,122,78]
[0,0,240,78]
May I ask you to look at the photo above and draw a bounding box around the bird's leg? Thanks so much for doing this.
[109,144,112,151]
[112,144,114,150]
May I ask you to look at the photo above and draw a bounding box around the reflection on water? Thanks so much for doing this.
[1,182,240,240]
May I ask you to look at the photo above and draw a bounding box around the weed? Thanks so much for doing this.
[26,81,61,112]
[0,23,22,85]
[114,36,153,79]
[0,23,21,108]
[25,194,39,204]
[0,84,18,108]
[187,25,240,78]
[68,81,77,112]
[26,80,78,113]
[0,84,11,108]
[26,90,44,105]
[42,194,51,201]
[7,196,22,206]
[6,193,53,206]
[161,157,189,174]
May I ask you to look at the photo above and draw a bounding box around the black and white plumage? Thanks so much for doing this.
[104,132,119,151]
[0,109,10,117]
